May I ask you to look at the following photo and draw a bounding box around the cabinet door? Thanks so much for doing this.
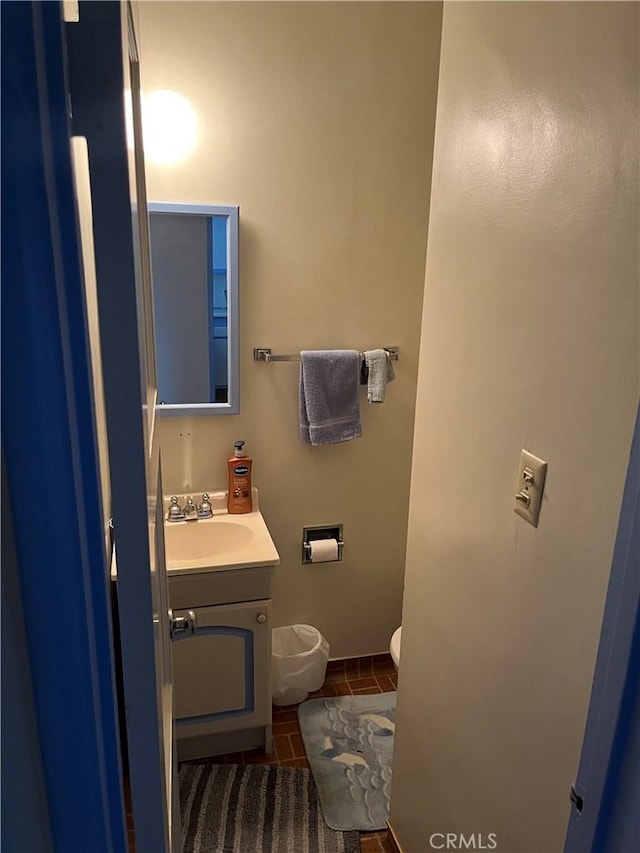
[172,600,270,732]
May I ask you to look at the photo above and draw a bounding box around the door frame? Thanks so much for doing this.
[1,1,126,849]
[66,1,176,849]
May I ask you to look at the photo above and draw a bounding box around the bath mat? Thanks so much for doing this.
[298,691,396,832]
[179,763,360,853]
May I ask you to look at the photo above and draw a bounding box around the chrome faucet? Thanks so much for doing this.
[183,496,198,521]
[167,493,214,522]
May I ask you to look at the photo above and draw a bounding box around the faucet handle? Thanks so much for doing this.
[167,496,185,522]
[198,492,213,518]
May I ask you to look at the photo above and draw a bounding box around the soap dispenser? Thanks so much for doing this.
[227,440,253,514]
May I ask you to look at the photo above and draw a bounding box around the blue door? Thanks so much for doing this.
[2,2,176,850]
[565,403,640,852]
[2,1,127,850]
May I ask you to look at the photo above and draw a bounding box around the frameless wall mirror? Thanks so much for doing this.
[148,202,239,415]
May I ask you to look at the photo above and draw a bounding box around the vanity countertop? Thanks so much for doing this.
[164,505,280,575]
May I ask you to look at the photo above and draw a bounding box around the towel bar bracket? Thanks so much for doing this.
[253,346,399,364]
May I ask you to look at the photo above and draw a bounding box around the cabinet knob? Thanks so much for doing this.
[256,612,268,624]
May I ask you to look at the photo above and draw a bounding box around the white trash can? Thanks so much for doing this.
[272,624,329,706]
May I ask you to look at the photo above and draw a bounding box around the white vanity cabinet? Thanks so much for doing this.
[168,564,276,761]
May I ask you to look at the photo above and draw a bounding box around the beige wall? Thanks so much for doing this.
[390,2,639,852]
[139,1,443,656]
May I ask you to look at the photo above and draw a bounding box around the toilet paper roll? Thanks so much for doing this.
[308,538,339,563]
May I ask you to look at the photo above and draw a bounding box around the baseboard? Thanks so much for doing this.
[328,649,391,666]
[328,652,391,663]
[386,819,404,853]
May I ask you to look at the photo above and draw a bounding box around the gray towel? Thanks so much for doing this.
[299,350,362,445]
[364,349,395,403]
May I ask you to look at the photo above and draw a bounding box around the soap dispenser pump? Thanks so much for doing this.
[227,440,253,514]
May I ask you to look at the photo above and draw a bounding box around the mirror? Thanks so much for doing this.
[148,202,239,415]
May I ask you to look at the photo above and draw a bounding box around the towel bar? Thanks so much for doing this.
[253,346,399,363]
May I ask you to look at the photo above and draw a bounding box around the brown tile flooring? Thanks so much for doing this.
[126,654,398,853]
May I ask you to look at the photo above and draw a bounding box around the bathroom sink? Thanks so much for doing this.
[164,499,280,574]
[166,520,254,562]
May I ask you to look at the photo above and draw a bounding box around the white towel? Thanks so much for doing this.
[364,349,395,403]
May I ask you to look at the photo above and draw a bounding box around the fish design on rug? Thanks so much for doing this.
[320,731,370,768]
[319,707,395,772]
[358,714,395,736]
[298,692,396,831]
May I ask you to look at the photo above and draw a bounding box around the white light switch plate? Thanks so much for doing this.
[514,449,548,527]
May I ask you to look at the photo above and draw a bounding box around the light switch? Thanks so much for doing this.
[514,449,547,527]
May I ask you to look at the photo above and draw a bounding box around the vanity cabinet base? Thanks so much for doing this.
[171,596,273,760]
[177,724,272,762]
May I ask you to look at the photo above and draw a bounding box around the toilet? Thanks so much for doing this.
[390,626,402,671]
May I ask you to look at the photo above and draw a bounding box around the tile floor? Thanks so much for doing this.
[126,654,398,853]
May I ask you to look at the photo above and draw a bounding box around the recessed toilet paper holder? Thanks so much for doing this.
[302,524,344,564]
